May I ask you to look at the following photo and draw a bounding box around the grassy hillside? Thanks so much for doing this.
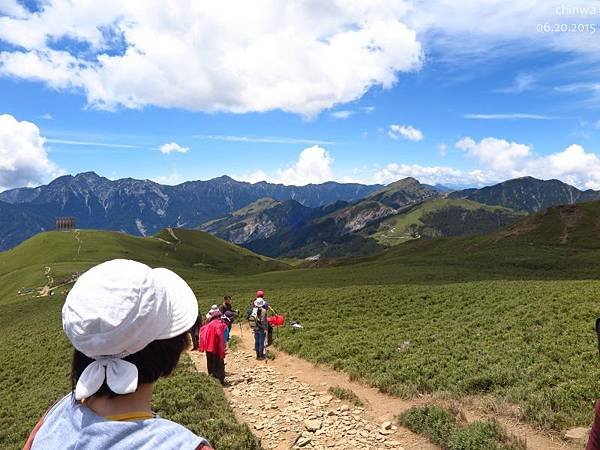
[189,201,600,434]
[0,229,268,449]
[371,198,525,246]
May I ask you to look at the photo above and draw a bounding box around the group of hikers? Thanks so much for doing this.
[190,290,277,385]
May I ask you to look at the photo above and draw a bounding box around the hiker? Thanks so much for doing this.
[199,310,227,385]
[256,290,275,347]
[190,313,202,351]
[205,304,219,320]
[219,295,233,314]
[248,294,269,360]
[23,259,212,450]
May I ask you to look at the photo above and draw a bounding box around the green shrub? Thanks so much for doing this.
[327,386,364,406]
[399,405,456,446]
[400,405,526,450]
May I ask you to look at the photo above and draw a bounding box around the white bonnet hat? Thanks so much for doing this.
[254,298,265,307]
[62,259,198,400]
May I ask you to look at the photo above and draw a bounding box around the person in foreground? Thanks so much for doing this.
[24,259,213,450]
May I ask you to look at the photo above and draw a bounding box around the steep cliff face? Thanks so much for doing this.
[199,198,319,244]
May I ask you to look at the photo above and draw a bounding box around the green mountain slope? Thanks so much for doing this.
[246,178,439,258]
[370,198,526,246]
[199,197,321,244]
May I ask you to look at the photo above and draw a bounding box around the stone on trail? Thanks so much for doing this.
[381,421,392,430]
[295,436,312,447]
[564,427,590,442]
[305,418,322,432]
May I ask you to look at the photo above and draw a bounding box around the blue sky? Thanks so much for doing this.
[2,0,600,190]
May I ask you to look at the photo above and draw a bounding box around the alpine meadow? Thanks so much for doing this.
[3,1,600,449]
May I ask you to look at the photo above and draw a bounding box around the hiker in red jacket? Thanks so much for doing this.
[199,310,227,385]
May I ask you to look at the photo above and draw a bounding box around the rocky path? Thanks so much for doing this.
[190,327,434,449]
[189,325,581,450]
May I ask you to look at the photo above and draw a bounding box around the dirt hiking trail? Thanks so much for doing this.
[189,325,580,450]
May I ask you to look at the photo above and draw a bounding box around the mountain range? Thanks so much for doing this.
[1,172,599,254]
[205,178,525,258]
[0,172,379,250]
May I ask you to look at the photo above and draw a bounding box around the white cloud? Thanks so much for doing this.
[463,113,556,120]
[330,110,354,120]
[154,168,182,185]
[362,106,376,113]
[0,0,27,18]
[373,162,486,187]
[529,144,600,189]
[275,146,334,185]
[197,135,337,145]
[235,170,269,184]
[159,142,189,154]
[455,137,530,174]
[0,1,422,116]
[374,137,600,190]
[0,114,61,190]
[40,113,53,120]
[388,124,424,141]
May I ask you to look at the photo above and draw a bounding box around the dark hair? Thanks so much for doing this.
[224,295,231,301]
[71,333,190,398]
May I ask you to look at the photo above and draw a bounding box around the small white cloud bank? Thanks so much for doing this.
[276,146,334,185]
[0,113,61,191]
[159,142,189,155]
[330,110,354,120]
[388,124,424,141]
[374,136,600,190]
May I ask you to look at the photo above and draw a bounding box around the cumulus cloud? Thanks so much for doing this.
[455,137,530,174]
[0,1,422,116]
[0,114,61,190]
[276,146,334,185]
[388,124,423,141]
[159,142,189,154]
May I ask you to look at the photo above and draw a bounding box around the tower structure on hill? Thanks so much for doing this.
[56,217,76,231]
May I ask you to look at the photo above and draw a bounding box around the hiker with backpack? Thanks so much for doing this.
[24,259,212,450]
[219,295,233,315]
[255,290,275,347]
[248,292,269,360]
[199,309,227,385]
